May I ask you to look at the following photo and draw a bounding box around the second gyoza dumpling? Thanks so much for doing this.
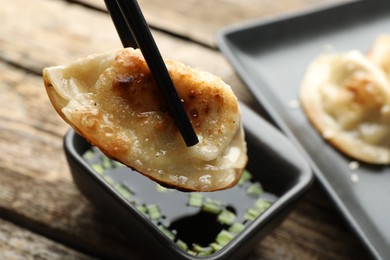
[300,50,390,164]
[368,34,390,80]
[43,48,247,191]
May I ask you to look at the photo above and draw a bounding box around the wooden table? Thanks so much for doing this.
[0,0,373,259]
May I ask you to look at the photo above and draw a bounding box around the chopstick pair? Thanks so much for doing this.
[104,0,199,147]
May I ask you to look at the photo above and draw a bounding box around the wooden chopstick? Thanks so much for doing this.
[104,0,199,147]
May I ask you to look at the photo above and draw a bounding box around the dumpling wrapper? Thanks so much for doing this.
[368,34,390,80]
[300,50,390,164]
[43,48,247,191]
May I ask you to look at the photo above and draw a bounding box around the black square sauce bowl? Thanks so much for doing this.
[63,103,313,259]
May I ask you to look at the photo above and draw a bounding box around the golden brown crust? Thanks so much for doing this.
[43,48,247,191]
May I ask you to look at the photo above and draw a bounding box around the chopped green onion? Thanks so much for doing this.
[210,242,223,252]
[147,204,161,220]
[112,160,125,168]
[192,244,213,256]
[114,184,133,199]
[246,183,264,197]
[197,248,213,256]
[102,156,112,169]
[188,193,203,207]
[228,223,245,234]
[187,250,197,256]
[202,198,222,214]
[136,204,147,214]
[238,170,252,186]
[176,239,188,251]
[245,198,271,221]
[91,163,105,175]
[158,225,175,241]
[83,150,95,160]
[198,250,213,256]
[217,210,236,225]
[156,184,168,192]
[193,244,210,253]
[130,201,138,206]
[244,208,259,221]
[83,147,273,255]
[216,230,234,246]
[253,198,271,213]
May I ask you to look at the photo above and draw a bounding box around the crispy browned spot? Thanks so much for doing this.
[346,74,384,108]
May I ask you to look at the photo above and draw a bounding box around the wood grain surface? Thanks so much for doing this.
[0,0,373,259]
[0,218,92,260]
[77,0,341,47]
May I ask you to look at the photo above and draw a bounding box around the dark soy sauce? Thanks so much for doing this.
[83,147,277,255]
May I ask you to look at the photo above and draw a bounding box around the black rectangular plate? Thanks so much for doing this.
[217,0,390,258]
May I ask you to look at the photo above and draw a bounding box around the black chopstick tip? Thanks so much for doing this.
[184,133,199,147]
[174,106,199,146]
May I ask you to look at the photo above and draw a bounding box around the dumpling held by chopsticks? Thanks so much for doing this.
[43,48,247,191]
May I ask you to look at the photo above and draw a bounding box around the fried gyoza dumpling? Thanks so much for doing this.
[368,34,390,79]
[300,50,390,164]
[43,48,247,191]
